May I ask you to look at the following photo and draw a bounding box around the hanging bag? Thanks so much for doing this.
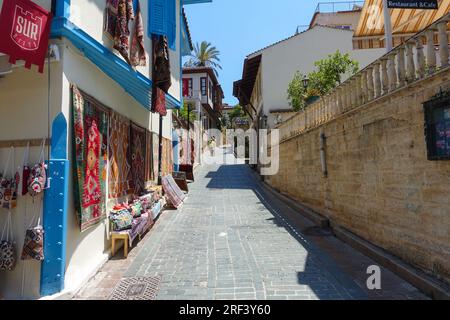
[21,200,44,261]
[22,142,30,196]
[0,212,16,271]
[28,140,47,197]
[0,147,20,210]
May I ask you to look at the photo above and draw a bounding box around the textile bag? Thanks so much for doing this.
[21,204,44,261]
[0,147,20,210]
[28,140,47,197]
[0,212,16,271]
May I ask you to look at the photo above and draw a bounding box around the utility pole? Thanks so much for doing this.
[383,0,393,52]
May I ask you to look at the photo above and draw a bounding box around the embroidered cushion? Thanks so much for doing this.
[130,201,143,218]
[110,210,133,231]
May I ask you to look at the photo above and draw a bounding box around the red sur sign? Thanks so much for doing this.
[0,0,52,73]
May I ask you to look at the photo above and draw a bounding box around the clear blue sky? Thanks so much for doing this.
[184,0,326,105]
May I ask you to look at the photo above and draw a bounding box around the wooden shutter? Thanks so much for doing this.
[167,0,177,50]
[149,0,166,36]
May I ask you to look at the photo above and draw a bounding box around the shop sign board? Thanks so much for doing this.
[387,0,439,9]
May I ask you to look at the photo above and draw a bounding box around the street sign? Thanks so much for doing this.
[387,0,439,9]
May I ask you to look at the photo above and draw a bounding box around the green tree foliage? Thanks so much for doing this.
[309,51,359,96]
[178,102,196,123]
[184,41,222,77]
[287,71,308,112]
[287,51,359,112]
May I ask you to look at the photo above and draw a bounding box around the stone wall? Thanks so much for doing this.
[266,69,450,284]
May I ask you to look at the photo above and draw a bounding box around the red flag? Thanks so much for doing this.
[0,0,52,73]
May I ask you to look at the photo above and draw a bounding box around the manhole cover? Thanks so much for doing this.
[302,226,334,237]
[109,276,162,300]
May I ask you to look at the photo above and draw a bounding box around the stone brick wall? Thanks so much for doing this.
[266,69,450,284]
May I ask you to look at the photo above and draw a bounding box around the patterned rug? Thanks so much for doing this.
[162,175,185,208]
[72,85,109,231]
[145,130,154,183]
[109,276,162,300]
[131,123,146,195]
[152,132,159,180]
[108,111,133,199]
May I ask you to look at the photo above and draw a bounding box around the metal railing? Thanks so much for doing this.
[315,1,364,13]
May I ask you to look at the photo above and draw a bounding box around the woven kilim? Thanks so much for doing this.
[109,276,162,300]
[108,111,132,199]
[130,123,146,195]
[72,85,109,231]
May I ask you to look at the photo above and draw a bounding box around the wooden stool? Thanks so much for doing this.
[111,231,130,258]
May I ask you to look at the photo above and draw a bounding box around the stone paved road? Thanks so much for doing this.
[120,146,426,300]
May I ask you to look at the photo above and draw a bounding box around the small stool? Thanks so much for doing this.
[111,231,130,258]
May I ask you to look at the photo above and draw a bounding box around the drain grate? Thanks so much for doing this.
[109,276,162,300]
[302,226,334,237]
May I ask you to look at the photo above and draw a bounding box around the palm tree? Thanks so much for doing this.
[184,41,222,76]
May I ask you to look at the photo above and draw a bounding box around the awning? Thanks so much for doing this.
[353,0,450,49]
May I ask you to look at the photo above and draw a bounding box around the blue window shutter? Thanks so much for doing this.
[149,0,166,36]
[167,0,176,50]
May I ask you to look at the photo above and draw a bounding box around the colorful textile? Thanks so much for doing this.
[109,209,133,231]
[130,123,146,196]
[161,138,173,177]
[162,175,186,209]
[105,0,134,64]
[130,0,146,67]
[145,130,154,183]
[152,87,167,117]
[0,147,19,210]
[109,111,132,199]
[152,34,172,93]
[21,226,44,261]
[152,132,159,181]
[72,86,109,231]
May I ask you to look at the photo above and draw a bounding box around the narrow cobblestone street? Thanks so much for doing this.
[75,146,427,300]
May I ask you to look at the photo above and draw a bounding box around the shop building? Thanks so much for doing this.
[0,0,211,299]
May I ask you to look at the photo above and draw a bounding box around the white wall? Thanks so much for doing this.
[254,26,385,127]
[0,56,63,299]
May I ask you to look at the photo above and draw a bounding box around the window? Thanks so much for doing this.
[424,92,450,160]
[182,78,192,97]
[209,81,213,100]
[149,0,176,50]
[201,77,207,96]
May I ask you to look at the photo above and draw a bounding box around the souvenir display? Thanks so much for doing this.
[0,147,20,210]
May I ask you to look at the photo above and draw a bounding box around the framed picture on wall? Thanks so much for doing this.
[424,91,450,160]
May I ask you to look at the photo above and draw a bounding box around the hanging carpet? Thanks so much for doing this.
[130,123,146,196]
[72,85,109,231]
[108,111,133,199]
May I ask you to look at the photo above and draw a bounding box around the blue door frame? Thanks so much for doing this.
[40,113,69,296]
